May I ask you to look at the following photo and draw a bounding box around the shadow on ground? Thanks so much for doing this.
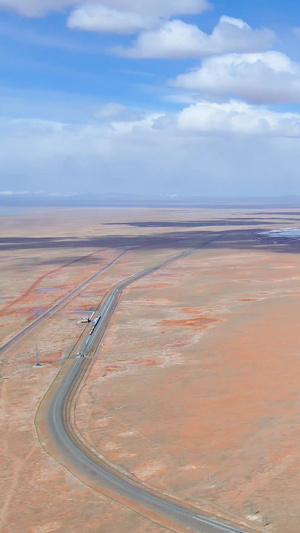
[104,219,279,228]
[1,227,300,257]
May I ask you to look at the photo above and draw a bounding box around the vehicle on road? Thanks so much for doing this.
[89,315,101,335]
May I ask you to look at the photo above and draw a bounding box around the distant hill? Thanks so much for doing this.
[1,192,300,209]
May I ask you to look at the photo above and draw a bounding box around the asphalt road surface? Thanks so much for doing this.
[46,237,247,533]
[0,250,127,355]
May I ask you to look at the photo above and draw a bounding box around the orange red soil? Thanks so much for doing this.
[2,206,300,532]
[161,317,223,327]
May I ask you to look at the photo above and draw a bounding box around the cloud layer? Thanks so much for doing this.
[2,99,300,196]
[1,116,299,196]
[0,0,210,19]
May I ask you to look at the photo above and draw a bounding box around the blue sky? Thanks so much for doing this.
[1,0,300,197]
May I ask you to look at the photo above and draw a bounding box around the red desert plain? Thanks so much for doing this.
[2,206,300,532]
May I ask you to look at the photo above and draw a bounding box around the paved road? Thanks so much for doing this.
[0,251,127,355]
[46,237,247,533]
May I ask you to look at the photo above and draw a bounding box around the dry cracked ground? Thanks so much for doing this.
[2,206,300,532]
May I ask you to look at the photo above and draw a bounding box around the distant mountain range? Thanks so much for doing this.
[1,191,300,208]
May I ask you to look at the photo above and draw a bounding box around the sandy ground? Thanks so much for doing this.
[2,207,300,532]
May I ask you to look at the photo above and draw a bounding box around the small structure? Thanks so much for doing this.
[80,311,95,324]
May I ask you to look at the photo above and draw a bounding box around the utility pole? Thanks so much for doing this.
[249,501,255,516]
[35,345,41,367]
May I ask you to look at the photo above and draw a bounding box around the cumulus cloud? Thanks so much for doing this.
[113,16,275,59]
[92,100,300,138]
[0,0,210,19]
[175,100,300,136]
[94,103,143,122]
[171,51,300,103]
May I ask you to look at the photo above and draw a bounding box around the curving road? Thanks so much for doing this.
[0,250,127,355]
[45,237,248,533]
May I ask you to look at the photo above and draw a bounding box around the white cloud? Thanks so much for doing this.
[112,16,275,59]
[175,100,300,136]
[100,0,210,18]
[171,51,300,103]
[67,6,153,34]
[78,0,210,19]
[219,15,245,30]
[0,0,210,19]
[0,0,73,17]
[67,1,210,34]
[94,103,143,122]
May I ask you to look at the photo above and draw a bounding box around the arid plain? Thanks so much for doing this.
[2,206,300,532]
